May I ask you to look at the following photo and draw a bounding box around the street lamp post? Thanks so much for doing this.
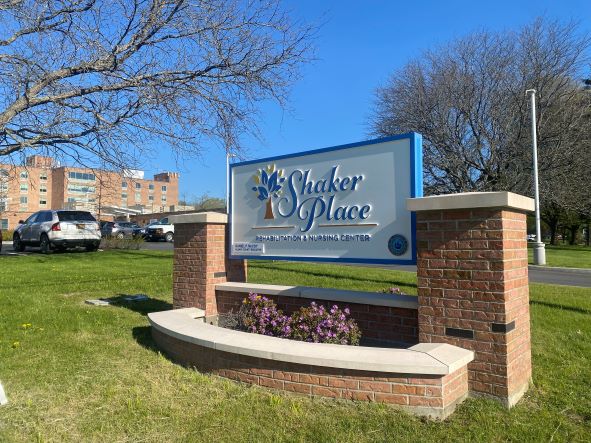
[226,152,236,215]
[526,89,546,265]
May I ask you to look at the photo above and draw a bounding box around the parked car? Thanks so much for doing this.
[133,222,157,238]
[101,221,141,239]
[13,210,101,253]
[145,217,174,242]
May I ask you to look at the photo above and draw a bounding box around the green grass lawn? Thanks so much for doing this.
[1,251,590,442]
[528,243,591,268]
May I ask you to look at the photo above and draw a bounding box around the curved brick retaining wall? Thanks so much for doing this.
[149,308,472,419]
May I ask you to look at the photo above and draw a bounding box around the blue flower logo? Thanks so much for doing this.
[251,164,285,219]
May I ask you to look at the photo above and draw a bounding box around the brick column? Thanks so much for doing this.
[171,212,246,316]
[407,192,533,407]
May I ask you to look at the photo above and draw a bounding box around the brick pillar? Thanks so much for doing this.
[407,192,533,407]
[171,212,246,316]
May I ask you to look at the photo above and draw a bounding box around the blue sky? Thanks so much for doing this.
[142,0,590,202]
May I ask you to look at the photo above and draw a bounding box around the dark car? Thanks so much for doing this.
[101,221,141,238]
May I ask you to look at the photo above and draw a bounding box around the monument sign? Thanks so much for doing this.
[229,133,423,264]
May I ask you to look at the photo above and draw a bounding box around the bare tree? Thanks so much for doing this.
[371,18,591,216]
[0,0,314,168]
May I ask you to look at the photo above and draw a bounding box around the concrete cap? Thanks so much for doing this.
[148,308,474,375]
[410,343,475,374]
[216,282,419,310]
[169,212,228,224]
[407,192,534,212]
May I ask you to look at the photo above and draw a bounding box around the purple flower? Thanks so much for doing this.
[240,295,360,345]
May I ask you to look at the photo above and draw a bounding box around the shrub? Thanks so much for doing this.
[238,294,361,345]
[100,237,144,250]
[240,293,291,337]
[290,302,361,345]
[2,229,15,240]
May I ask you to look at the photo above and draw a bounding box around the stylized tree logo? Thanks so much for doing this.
[251,164,285,220]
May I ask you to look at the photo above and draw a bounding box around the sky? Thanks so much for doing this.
[141,0,590,202]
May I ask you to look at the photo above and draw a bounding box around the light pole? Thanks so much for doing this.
[226,152,236,214]
[526,89,546,265]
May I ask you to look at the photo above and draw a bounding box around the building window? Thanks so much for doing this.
[68,171,95,181]
[148,195,154,201]
[122,181,127,189]
[40,186,47,194]
[20,183,28,193]
[1,169,8,193]
[39,199,47,206]
[135,183,141,189]
[148,184,154,191]
[20,196,28,204]
[135,192,141,202]
[67,184,95,194]
[161,195,167,202]
[0,200,6,212]
[20,171,28,179]
[0,219,7,230]
[121,193,127,200]
[40,172,48,181]
[67,197,95,203]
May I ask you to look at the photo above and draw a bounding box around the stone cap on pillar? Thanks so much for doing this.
[169,212,228,224]
[407,191,534,212]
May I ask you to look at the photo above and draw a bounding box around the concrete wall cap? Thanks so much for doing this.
[215,282,419,310]
[407,192,534,212]
[169,212,228,224]
[148,308,474,375]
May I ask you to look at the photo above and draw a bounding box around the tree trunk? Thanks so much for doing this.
[264,197,274,220]
[548,219,559,245]
[568,224,580,245]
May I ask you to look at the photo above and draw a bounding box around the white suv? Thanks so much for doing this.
[144,217,174,242]
[13,210,101,253]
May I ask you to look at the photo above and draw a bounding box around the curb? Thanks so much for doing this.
[528,265,591,274]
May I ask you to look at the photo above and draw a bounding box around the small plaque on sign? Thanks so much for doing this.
[232,242,265,254]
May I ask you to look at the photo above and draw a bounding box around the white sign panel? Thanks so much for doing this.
[229,134,423,264]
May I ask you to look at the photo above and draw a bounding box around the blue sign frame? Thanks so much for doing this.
[229,132,423,265]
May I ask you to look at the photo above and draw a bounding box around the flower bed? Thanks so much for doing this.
[220,293,361,345]
[215,283,420,345]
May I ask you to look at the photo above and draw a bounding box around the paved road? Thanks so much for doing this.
[337,262,591,289]
[2,241,590,288]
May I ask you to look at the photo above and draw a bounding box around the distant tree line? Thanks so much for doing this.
[179,193,226,212]
[371,19,591,245]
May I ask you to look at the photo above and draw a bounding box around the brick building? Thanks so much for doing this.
[0,155,179,230]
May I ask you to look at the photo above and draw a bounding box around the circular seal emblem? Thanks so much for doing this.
[388,234,408,256]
